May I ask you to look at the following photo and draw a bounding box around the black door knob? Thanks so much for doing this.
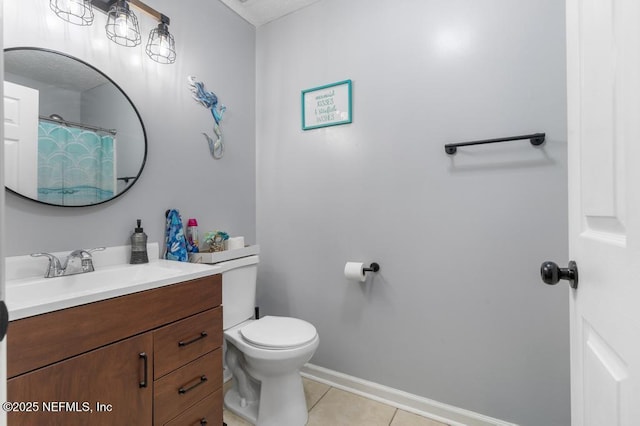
[0,301,7,341]
[540,261,578,289]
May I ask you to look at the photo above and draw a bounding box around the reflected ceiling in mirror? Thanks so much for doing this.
[3,47,147,207]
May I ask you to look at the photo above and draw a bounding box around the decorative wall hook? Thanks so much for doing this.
[188,76,227,159]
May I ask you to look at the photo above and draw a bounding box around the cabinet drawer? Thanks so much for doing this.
[154,349,222,425]
[163,388,222,426]
[154,308,222,379]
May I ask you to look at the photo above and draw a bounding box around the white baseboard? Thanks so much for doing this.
[301,364,519,426]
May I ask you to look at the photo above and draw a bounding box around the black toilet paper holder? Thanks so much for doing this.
[363,263,380,273]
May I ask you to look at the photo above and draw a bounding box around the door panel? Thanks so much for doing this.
[578,0,626,242]
[567,0,640,424]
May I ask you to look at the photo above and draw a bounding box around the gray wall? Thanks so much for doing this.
[3,0,256,254]
[255,1,569,425]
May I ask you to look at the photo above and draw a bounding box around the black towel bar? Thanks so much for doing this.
[444,133,545,155]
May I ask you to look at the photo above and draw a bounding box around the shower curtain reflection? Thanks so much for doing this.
[37,121,116,206]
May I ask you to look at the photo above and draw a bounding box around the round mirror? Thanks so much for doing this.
[3,47,147,207]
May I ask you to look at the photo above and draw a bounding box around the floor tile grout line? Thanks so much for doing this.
[388,407,399,426]
[308,384,332,412]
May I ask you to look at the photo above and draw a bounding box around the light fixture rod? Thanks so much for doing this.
[94,0,164,22]
[128,0,162,21]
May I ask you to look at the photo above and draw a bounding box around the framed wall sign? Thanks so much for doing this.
[301,79,352,130]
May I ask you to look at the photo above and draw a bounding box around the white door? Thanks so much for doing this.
[3,80,38,199]
[564,0,640,424]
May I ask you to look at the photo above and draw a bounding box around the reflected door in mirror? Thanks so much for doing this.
[4,81,38,199]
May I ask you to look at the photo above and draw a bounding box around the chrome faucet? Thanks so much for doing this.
[31,247,105,278]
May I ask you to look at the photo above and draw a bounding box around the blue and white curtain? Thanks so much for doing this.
[37,121,115,205]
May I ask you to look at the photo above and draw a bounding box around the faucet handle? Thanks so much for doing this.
[31,252,63,278]
[81,248,105,268]
[65,248,102,275]
[68,247,105,259]
[86,247,106,254]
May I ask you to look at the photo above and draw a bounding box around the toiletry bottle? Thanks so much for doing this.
[187,218,199,250]
[130,219,149,264]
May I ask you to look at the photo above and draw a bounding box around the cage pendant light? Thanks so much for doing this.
[49,0,94,26]
[105,0,142,47]
[145,16,176,64]
[49,0,176,64]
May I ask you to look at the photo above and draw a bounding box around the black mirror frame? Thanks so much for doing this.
[3,46,148,208]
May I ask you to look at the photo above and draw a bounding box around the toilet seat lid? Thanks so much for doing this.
[240,316,317,349]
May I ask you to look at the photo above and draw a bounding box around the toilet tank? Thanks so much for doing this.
[219,255,259,329]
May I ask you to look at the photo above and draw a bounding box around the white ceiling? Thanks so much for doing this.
[218,0,323,27]
[5,49,107,92]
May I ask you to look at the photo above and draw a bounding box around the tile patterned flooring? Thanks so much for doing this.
[223,377,449,426]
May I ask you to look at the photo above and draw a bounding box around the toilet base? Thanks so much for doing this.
[255,372,309,426]
[225,372,309,426]
[224,387,259,424]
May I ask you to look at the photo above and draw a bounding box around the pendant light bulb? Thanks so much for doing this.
[105,0,141,47]
[115,13,129,37]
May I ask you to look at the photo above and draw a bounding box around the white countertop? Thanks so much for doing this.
[5,243,221,320]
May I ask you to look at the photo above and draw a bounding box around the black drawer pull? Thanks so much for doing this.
[139,352,148,388]
[178,331,208,347]
[178,375,208,395]
[200,419,207,425]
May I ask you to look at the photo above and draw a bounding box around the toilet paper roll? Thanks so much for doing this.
[227,236,245,250]
[344,262,366,282]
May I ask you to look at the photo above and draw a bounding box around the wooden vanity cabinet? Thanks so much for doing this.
[6,274,223,426]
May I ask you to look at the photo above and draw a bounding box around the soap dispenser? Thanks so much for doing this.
[130,219,149,264]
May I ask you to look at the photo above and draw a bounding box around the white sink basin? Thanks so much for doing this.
[5,245,221,320]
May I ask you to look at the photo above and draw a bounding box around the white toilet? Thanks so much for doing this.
[218,254,319,426]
